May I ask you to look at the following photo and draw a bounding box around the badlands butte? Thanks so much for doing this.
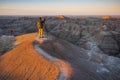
[0,16,120,80]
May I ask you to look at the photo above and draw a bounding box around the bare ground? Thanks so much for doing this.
[0,33,59,80]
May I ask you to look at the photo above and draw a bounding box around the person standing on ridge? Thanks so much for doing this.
[37,17,45,38]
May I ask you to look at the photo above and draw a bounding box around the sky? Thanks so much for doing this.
[0,0,120,15]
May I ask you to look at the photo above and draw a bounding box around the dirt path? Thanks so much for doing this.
[34,38,72,80]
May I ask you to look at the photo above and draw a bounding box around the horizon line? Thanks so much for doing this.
[0,14,120,17]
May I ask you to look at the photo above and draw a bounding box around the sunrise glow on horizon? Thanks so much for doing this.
[0,0,120,16]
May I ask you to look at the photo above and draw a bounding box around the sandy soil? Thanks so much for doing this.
[0,33,59,80]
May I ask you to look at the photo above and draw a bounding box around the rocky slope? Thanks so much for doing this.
[0,35,15,55]
[37,34,120,80]
[0,16,120,57]
[45,17,120,57]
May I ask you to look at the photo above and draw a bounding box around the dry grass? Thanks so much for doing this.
[0,33,59,80]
